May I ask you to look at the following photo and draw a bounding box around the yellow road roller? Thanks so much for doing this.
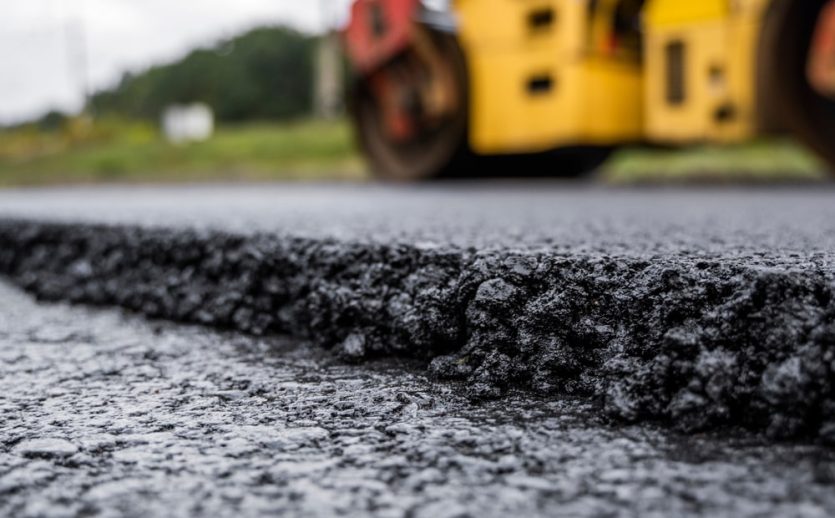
[343,0,835,180]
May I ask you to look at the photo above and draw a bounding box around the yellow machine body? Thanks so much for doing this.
[453,0,772,154]
[644,0,770,143]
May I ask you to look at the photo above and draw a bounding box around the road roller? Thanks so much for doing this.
[343,0,835,180]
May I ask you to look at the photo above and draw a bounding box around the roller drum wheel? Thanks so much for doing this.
[350,31,470,181]
[760,0,835,172]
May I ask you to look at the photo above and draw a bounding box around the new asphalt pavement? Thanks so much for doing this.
[1,183,835,516]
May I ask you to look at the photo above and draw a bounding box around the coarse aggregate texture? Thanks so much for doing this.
[0,185,834,441]
[2,281,835,518]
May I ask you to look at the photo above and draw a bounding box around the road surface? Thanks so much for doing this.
[0,184,834,516]
[1,281,835,517]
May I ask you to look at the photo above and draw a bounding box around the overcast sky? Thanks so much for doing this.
[0,0,352,124]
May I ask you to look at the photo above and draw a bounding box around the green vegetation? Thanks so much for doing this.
[0,116,828,186]
[90,27,320,123]
[0,24,365,186]
[0,118,364,186]
[604,139,827,183]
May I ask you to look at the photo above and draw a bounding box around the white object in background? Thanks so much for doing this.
[162,104,214,144]
[315,33,344,119]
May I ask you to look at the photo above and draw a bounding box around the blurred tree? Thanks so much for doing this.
[89,27,316,123]
[36,110,71,132]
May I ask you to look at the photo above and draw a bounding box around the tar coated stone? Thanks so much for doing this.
[14,438,78,459]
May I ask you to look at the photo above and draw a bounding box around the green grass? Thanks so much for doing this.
[0,117,828,186]
[0,119,366,186]
[603,139,828,184]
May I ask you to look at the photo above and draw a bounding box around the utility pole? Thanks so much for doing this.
[314,0,344,119]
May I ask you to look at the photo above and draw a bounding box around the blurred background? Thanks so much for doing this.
[0,0,828,186]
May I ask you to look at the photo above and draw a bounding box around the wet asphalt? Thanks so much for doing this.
[2,183,835,255]
[2,281,835,518]
[1,183,835,515]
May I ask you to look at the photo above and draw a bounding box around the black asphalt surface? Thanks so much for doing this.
[2,281,835,517]
[1,184,835,515]
[3,184,835,254]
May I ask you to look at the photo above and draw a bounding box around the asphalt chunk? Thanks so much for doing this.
[14,439,79,459]
[0,185,834,441]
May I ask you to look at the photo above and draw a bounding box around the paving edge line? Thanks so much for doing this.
[0,218,833,442]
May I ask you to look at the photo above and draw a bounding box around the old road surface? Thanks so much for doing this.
[1,184,835,517]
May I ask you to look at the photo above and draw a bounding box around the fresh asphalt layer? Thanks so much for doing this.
[0,184,834,443]
[2,281,835,517]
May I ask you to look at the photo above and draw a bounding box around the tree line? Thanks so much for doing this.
[89,26,319,123]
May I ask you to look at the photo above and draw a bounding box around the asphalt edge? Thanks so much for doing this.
[1,218,833,442]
